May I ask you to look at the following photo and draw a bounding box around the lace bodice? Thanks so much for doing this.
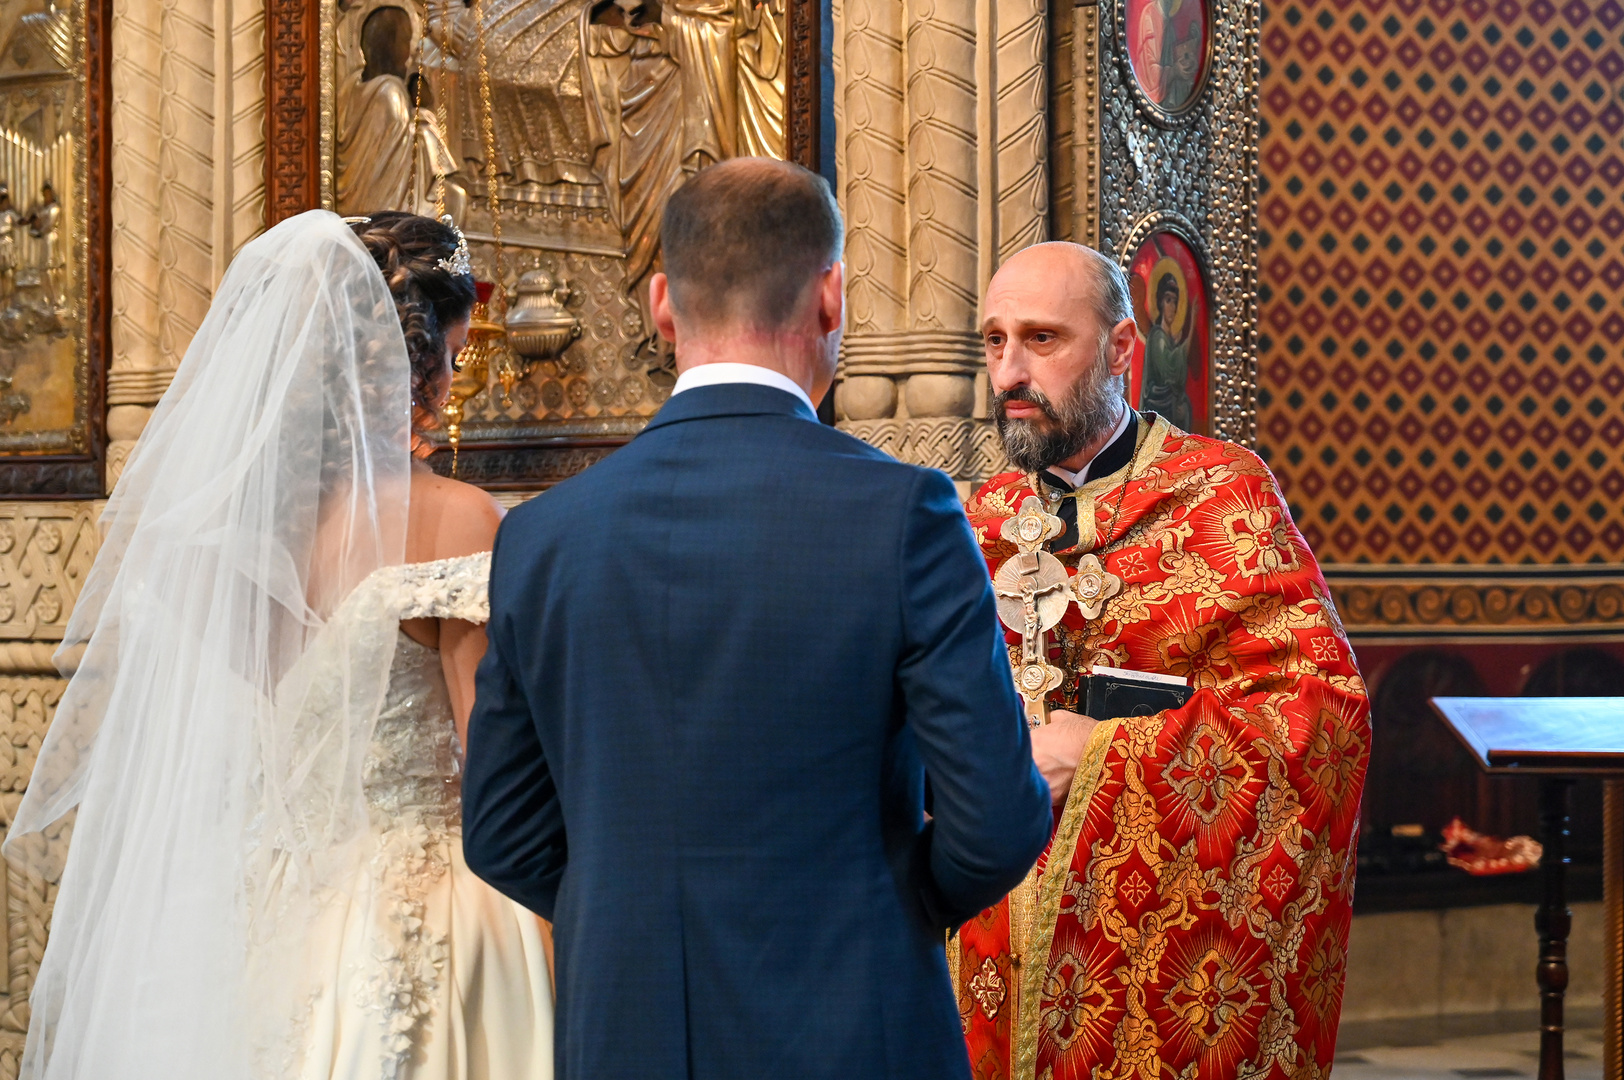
[342,552,493,1077]
[359,552,492,829]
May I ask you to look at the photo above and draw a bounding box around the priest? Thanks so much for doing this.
[951,242,1369,1079]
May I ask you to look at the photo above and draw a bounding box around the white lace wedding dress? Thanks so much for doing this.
[292,552,554,1080]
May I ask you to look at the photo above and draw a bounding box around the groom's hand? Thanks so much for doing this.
[1029,710,1100,807]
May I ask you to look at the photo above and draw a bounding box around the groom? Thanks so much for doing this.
[462,157,1052,1079]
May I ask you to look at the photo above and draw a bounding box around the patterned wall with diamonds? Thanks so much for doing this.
[1257,0,1624,566]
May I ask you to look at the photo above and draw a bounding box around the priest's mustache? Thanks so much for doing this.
[993,385,1059,422]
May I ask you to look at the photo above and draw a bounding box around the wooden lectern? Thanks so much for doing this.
[1430,696,1624,1080]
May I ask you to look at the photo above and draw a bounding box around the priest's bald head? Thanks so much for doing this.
[649,157,845,404]
[982,242,1138,475]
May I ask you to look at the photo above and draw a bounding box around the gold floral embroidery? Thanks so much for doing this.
[1159,549,1232,607]
[1308,634,1342,663]
[1223,506,1301,578]
[1164,948,1260,1048]
[1163,723,1257,825]
[1107,584,1153,626]
[969,956,1008,1021]
[1262,864,1296,902]
[1301,928,1347,1020]
[1218,590,1321,643]
[1040,952,1109,1051]
[1116,549,1149,578]
[1159,621,1239,690]
[1306,708,1365,809]
[971,479,1022,520]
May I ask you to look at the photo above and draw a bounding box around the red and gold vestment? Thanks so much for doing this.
[950,416,1370,1080]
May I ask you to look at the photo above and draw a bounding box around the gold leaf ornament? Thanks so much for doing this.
[1000,496,1064,555]
[1069,554,1124,620]
[1015,660,1066,700]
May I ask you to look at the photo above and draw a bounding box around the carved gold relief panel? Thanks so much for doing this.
[0,0,108,496]
[285,0,820,488]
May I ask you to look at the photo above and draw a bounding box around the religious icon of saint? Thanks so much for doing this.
[1125,0,1207,113]
[336,4,464,219]
[1128,229,1209,435]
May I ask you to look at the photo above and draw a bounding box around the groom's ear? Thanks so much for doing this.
[816,261,845,337]
[649,272,678,344]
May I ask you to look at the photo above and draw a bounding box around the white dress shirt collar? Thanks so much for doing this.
[1044,404,1133,488]
[670,362,817,415]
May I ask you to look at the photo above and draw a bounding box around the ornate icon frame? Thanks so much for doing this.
[1113,0,1213,128]
[1069,0,1259,448]
[0,0,112,498]
[1119,209,1214,435]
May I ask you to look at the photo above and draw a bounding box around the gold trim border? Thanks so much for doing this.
[1075,1,1100,249]
[1013,717,1123,1080]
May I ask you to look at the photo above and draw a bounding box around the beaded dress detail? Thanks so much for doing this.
[294,552,554,1080]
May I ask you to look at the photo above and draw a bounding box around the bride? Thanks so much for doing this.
[3,210,553,1078]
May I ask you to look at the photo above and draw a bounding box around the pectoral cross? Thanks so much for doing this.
[993,497,1070,727]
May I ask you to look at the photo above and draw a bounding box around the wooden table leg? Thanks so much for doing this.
[1537,777,1573,1080]
[1607,779,1623,1080]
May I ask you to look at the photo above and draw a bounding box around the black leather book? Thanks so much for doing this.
[1081,665,1193,720]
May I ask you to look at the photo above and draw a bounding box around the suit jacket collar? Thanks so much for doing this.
[643,382,820,433]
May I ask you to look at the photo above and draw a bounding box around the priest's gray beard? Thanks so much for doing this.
[994,339,1126,474]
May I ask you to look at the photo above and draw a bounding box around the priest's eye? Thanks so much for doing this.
[985,333,1006,348]
[1031,331,1056,344]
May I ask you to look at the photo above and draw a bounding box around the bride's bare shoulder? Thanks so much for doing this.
[406,466,505,563]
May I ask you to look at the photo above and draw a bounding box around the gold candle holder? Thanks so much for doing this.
[443,281,505,475]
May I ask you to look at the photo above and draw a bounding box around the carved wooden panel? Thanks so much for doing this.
[265,0,322,224]
[0,0,111,497]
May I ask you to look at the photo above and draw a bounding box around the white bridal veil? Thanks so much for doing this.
[4,211,414,1078]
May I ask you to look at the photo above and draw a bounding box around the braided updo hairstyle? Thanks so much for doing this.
[346,212,478,442]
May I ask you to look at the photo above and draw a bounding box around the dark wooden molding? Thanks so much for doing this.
[0,0,111,499]
[264,0,322,225]
[786,0,820,172]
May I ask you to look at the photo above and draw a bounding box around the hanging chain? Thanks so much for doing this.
[411,33,428,212]
[432,34,451,219]
[470,0,505,291]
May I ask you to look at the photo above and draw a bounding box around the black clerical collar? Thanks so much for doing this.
[1038,410,1140,495]
[1035,411,1141,552]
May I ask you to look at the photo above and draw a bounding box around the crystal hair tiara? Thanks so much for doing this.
[437,215,472,277]
[342,214,472,277]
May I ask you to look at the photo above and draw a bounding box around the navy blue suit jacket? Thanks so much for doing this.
[462,382,1052,1079]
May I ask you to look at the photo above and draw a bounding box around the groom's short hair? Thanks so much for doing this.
[660,157,843,331]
